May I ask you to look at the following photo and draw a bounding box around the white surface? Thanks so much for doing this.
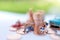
[7,33,22,40]
[0,11,60,40]
[9,27,17,31]
[50,34,60,40]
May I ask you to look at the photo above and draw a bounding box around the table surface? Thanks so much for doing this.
[0,11,60,40]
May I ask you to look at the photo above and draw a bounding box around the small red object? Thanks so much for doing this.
[12,21,22,30]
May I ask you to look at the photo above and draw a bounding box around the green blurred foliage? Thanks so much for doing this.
[0,1,53,13]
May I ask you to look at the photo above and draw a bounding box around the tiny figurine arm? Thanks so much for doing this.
[28,8,35,24]
[28,9,35,29]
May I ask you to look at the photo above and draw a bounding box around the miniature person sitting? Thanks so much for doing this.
[33,10,46,35]
[24,9,34,33]
[15,9,34,34]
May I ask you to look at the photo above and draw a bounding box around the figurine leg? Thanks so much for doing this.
[38,26,42,34]
[34,25,38,35]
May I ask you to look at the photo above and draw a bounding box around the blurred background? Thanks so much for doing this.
[0,0,60,13]
[0,0,60,40]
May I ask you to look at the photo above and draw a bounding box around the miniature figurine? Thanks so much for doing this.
[33,10,45,35]
[24,9,34,33]
[28,8,35,28]
[9,9,48,35]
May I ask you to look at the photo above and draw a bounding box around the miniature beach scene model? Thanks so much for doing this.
[0,9,60,40]
[0,0,60,40]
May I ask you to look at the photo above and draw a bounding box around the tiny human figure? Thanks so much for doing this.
[24,9,34,33]
[16,9,34,34]
[10,20,23,31]
[12,9,35,34]
[33,10,45,35]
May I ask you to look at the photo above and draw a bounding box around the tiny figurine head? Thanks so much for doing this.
[35,10,45,17]
[37,10,45,15]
